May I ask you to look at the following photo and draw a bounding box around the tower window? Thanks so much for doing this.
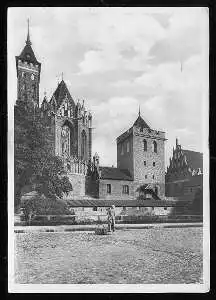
[144,161,146,166]
[153,141,157,153]
[152,175,155,179]
[145,175,147,179]
[143,139,147,151]
[126,142,129,152]
[153,162,155,166]
[107,184,111,194]
[122,185,129,194]
[121,144,124,155]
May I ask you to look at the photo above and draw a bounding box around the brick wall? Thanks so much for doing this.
[99,179,136,200]
[133,127,165,198]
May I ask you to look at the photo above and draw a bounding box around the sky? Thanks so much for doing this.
[8,7,209,168]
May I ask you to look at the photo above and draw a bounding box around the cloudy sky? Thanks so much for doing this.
[8,7,208,168]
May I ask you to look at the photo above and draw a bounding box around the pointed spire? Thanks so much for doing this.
[138,105,141,117]
[61,72,64,81]
[26,18,32,46]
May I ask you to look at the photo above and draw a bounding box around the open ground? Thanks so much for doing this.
[15,227,203,284]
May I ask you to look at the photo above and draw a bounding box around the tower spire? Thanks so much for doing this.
[26,18,32,46]
[138,105,141,117]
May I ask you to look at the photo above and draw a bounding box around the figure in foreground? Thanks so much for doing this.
[107,205,115,232]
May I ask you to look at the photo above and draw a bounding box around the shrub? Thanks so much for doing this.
[21,193,71,223]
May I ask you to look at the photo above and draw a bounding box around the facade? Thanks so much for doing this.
[165,139,203,202]
[116,111,166,199]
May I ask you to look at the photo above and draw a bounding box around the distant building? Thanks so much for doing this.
[165,138,203,202]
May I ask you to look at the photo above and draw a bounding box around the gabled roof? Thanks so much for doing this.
[99,167,133,181]
[16,43,40,65]
[51,80,76,110]
[183,149,203,171]
[133,115,150,129]
[66,199,182,207]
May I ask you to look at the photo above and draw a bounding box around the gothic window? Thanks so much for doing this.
[144,161,146,166]
[121,144,124,155]
[107,184,111,194]
[153,141,157,153]
[152,175,155,179]
[126,141,130,152]
[155,186,158,195]
[32,84,36,100]
[68,110,70,117]
[145,175,147,179]
[143,139,147,151]
[153,161,155,166]
[61,125,71,157]
[81,130,87,160]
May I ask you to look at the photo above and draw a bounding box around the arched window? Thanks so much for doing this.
[143,139,147,151]
[153,141,157,153]
[81,130,87,160]
[61,121,74,157]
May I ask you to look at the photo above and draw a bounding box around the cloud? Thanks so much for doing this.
[148,8,207,65]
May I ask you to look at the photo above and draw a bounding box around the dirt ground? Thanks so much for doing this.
[15,227,203,284]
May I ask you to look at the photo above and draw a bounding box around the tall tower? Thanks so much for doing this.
[15,19,41,108]
[117,109,166,198]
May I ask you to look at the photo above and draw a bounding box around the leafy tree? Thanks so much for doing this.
[14,100,72,210]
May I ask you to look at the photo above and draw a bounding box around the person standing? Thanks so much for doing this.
[107,207,112,232]
[111,205,115,232]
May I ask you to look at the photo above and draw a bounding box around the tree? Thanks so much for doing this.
[14,100,72,210]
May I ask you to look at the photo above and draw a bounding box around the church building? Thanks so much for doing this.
[15,21,167,204]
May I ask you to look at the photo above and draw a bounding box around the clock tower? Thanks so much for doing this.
[15,19,41,108]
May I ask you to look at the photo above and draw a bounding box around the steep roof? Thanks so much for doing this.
[183,149,203,170]
[99,167,133,181]
[16,43,40,65]
[133,115,150,129]
[52,80,76,110]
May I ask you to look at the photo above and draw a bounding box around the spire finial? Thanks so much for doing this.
[61,72,64,81]
[138,105,141,117]
[26,18,32,46]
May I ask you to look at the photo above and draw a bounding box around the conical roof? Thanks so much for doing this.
[51,80,76,110]
[17,43,40,65]
[133,115,150,129]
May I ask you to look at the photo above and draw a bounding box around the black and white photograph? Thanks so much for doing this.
[8,7,209,293]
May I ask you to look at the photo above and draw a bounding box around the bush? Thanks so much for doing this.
[21,193,71,223]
